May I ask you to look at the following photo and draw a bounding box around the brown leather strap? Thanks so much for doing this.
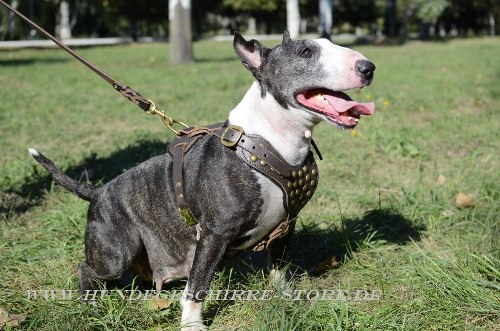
[0,0,152,112]
[251,217,297,252]
[169,124,225,225]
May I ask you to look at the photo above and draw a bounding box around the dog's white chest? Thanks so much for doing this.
[233,172,286,250]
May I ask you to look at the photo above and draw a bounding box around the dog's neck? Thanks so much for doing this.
[228,82,319,166]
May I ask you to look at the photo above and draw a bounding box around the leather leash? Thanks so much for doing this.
[0,0,188,135]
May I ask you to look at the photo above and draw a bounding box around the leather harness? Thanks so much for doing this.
[168,123,320,252]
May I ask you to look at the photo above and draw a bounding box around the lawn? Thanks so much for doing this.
[0,37,499,330]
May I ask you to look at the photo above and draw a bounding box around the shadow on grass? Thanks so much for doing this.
[229,208,424,277]
[0,138,169,220]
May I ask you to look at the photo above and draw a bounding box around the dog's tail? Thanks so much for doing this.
[28,148,96,201]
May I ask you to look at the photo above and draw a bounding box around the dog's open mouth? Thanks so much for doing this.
[296,89,375,128]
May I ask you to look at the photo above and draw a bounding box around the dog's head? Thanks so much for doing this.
[233,31,375,129]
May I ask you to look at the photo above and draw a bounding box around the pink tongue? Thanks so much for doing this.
[323,94,375,115]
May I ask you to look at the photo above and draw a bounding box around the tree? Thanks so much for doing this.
[56,0,72,39]
[169,0,193,64]
[384,0,397,37]
[286,0,300,39]
[318,0,332,40]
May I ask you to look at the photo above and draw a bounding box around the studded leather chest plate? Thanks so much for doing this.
[235,135,319,218]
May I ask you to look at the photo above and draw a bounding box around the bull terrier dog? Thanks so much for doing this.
[29,31,375,330]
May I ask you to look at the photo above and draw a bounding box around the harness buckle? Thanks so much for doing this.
[220,125,244,147]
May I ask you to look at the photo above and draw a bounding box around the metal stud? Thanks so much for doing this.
[306,191,312,197]
[250,155,258,162]
[298,170,304,177]
[293,182,298,188]
[299,179,304,186]
[299,194,304,201]
[175,181,181,188]
[303,166,309,172]
[311,169,317,176]
[260,160,266,166]
[290,191,295,198]
[178,193,184,199]
[287,182,293,189]
[305,175,311,181]
[295,189,300,195]
[303,185,308,192]
[291,200,296,205]
[311,180,316,187]
[292,171,298,178]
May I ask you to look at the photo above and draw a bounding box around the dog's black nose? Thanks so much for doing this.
[356,60,376,85]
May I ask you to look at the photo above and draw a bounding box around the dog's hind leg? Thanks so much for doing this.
[78,214,143,294]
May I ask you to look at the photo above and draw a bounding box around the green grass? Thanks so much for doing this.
[1,37,499,330]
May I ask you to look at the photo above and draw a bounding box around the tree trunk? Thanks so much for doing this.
[286,0,300,39]
[169,0,193,64]
[489,12,496,36]
[318,0,332,40]
[247,17,257,35]
[2,0,19,40]
[56,0,72,40]
[384,0,397,37]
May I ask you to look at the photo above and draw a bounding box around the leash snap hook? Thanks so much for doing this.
[147,99,189,136]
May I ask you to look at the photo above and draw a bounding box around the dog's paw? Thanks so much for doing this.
[180,321,207,331]
[269,268,289,290]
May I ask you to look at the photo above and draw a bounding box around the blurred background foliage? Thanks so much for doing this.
[0,0,498,41]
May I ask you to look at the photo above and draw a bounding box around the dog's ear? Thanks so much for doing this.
[233,32,268,76]
[282,30,292,43]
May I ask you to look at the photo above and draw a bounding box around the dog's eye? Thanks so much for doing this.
[300,47,312,57]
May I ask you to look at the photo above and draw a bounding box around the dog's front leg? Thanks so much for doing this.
[267,224,296,287]
[181,231,230,331]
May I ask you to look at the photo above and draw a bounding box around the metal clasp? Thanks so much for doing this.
[146,99,189,136]
[220,125,244,147]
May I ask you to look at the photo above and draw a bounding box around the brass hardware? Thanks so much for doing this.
[147,99,189,136]
[306,191,312,197]
[293,182,298,188]
[220,125,245,147]
[175,182,181,188]
[295,189,300,195]
[298,170,304,177]
[287,182,293,189]
[250,155,258,162]
[260,160,266,166]
[305,175,311,181]
[292,171,298,178]
[299,179,304,186]
[290,191,295,198]
[311,180,316,187]
[311,169,317,176]
[303,166,309,172]
[178,193,184,199]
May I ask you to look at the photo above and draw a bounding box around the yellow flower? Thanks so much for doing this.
[351,129,361,137]
[365,94,372,101]
[383,100,390,108]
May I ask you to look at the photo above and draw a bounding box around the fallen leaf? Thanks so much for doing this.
[0,306,26,328]
[455,192,475,209]
[308,256,340,276]
[148,297,172,311]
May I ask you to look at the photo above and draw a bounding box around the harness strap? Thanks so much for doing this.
[250,217,297,252]
[168,123,320,252]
